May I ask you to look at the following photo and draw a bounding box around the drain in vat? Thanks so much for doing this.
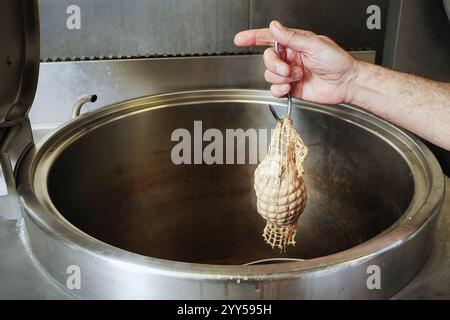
[254,115,308,251]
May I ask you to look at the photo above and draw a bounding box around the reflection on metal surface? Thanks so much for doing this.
[244,258,305,266]
[0,119,33,219]
[444,0,450,23]
[17,89,444,299]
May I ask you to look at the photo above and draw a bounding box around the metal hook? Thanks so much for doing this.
[268,40,293,121]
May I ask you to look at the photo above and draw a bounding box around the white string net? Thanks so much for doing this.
[254,115,308,251]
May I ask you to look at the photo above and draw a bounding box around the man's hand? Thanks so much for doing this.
[234,20,359,104]
[235,21,450,150]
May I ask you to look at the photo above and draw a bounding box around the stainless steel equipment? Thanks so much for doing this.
[18,90,444,299]
[0,0,447,300]
[37,0,388,60]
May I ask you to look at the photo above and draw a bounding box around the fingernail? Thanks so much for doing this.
[234,34,242,44]
[274,20,283,29]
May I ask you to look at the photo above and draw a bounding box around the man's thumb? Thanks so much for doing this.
[269,20,315,53]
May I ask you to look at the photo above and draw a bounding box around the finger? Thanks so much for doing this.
[285,47,304,66]
[264,68,303,84]
[234,28,274,46]
[271,84,291,97]
[269,20,318,53]
[263,47,290,77]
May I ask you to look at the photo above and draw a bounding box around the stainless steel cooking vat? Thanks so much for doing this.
[16,89,445,299]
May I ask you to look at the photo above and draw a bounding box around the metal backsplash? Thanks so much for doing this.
[38,0,250,58]
[38,0,387,60]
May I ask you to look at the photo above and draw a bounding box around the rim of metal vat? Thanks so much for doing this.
[17,89,445,282]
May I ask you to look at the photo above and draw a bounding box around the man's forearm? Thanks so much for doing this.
[347,61,450,150]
